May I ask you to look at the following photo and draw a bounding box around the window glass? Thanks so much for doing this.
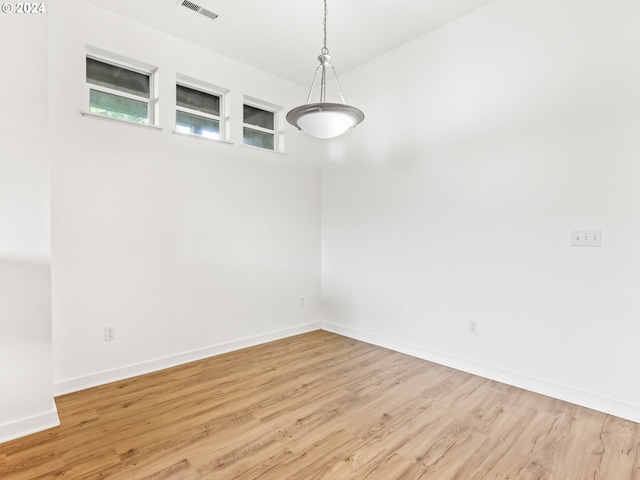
[176,111,220,139]
[86,57,150,98]
[243,104,274,130]
[175,81,224,139]
[243,127,274,150]
[89,90,148,123]
[177,84,220,116]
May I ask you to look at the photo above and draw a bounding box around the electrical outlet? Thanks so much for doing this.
[468,320,478,335]
[299,296,306,307]
[104,326,115,341]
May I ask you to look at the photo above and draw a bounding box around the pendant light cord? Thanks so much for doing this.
[304,0,347,105]
[322,0,329,55]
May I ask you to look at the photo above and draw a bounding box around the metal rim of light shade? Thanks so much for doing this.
[286,102,364,140]
[286,0,364,139]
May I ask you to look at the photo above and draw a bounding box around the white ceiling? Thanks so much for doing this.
[85,0,496,86]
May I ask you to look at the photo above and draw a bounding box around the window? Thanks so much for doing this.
[85,55,156,125]
[243,101,279,151]
[175,83,222,140]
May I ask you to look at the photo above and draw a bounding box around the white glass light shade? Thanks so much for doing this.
[287,103,364,139]
[297,111,354,139]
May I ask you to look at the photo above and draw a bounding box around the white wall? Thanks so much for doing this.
[322,0,640,421]
[5,0,638,444]
[0,11,59,442]
[50,1,324,394]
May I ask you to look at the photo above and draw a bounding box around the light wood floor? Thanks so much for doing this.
[1,331,639,479]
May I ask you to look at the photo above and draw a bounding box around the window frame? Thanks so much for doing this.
[242,97,284,153]
[174,75,230,143]
[84,49,159,127]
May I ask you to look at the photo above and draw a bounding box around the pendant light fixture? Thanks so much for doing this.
[286,0,364,139]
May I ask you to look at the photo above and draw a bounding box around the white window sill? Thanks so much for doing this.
[81,111,162,130]
[172,130,233,145]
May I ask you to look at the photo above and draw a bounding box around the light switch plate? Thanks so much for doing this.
[572,230,601,247]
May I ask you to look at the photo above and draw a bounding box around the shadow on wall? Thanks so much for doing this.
[0,258,52,426]
[0,258,51,340]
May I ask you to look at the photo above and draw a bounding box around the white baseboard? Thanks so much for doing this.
[54,322,322,396]
[0,404,60,444]
[322,322,640,424]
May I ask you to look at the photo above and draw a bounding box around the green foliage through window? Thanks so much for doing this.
[86,55,153,124]
[89,90,148,124]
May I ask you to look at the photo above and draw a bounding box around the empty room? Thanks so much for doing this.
[1,0,640,478]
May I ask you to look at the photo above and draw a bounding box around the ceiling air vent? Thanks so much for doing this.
[178,0,218,21]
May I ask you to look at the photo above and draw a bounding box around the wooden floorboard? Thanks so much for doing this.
[1,330,639,479]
